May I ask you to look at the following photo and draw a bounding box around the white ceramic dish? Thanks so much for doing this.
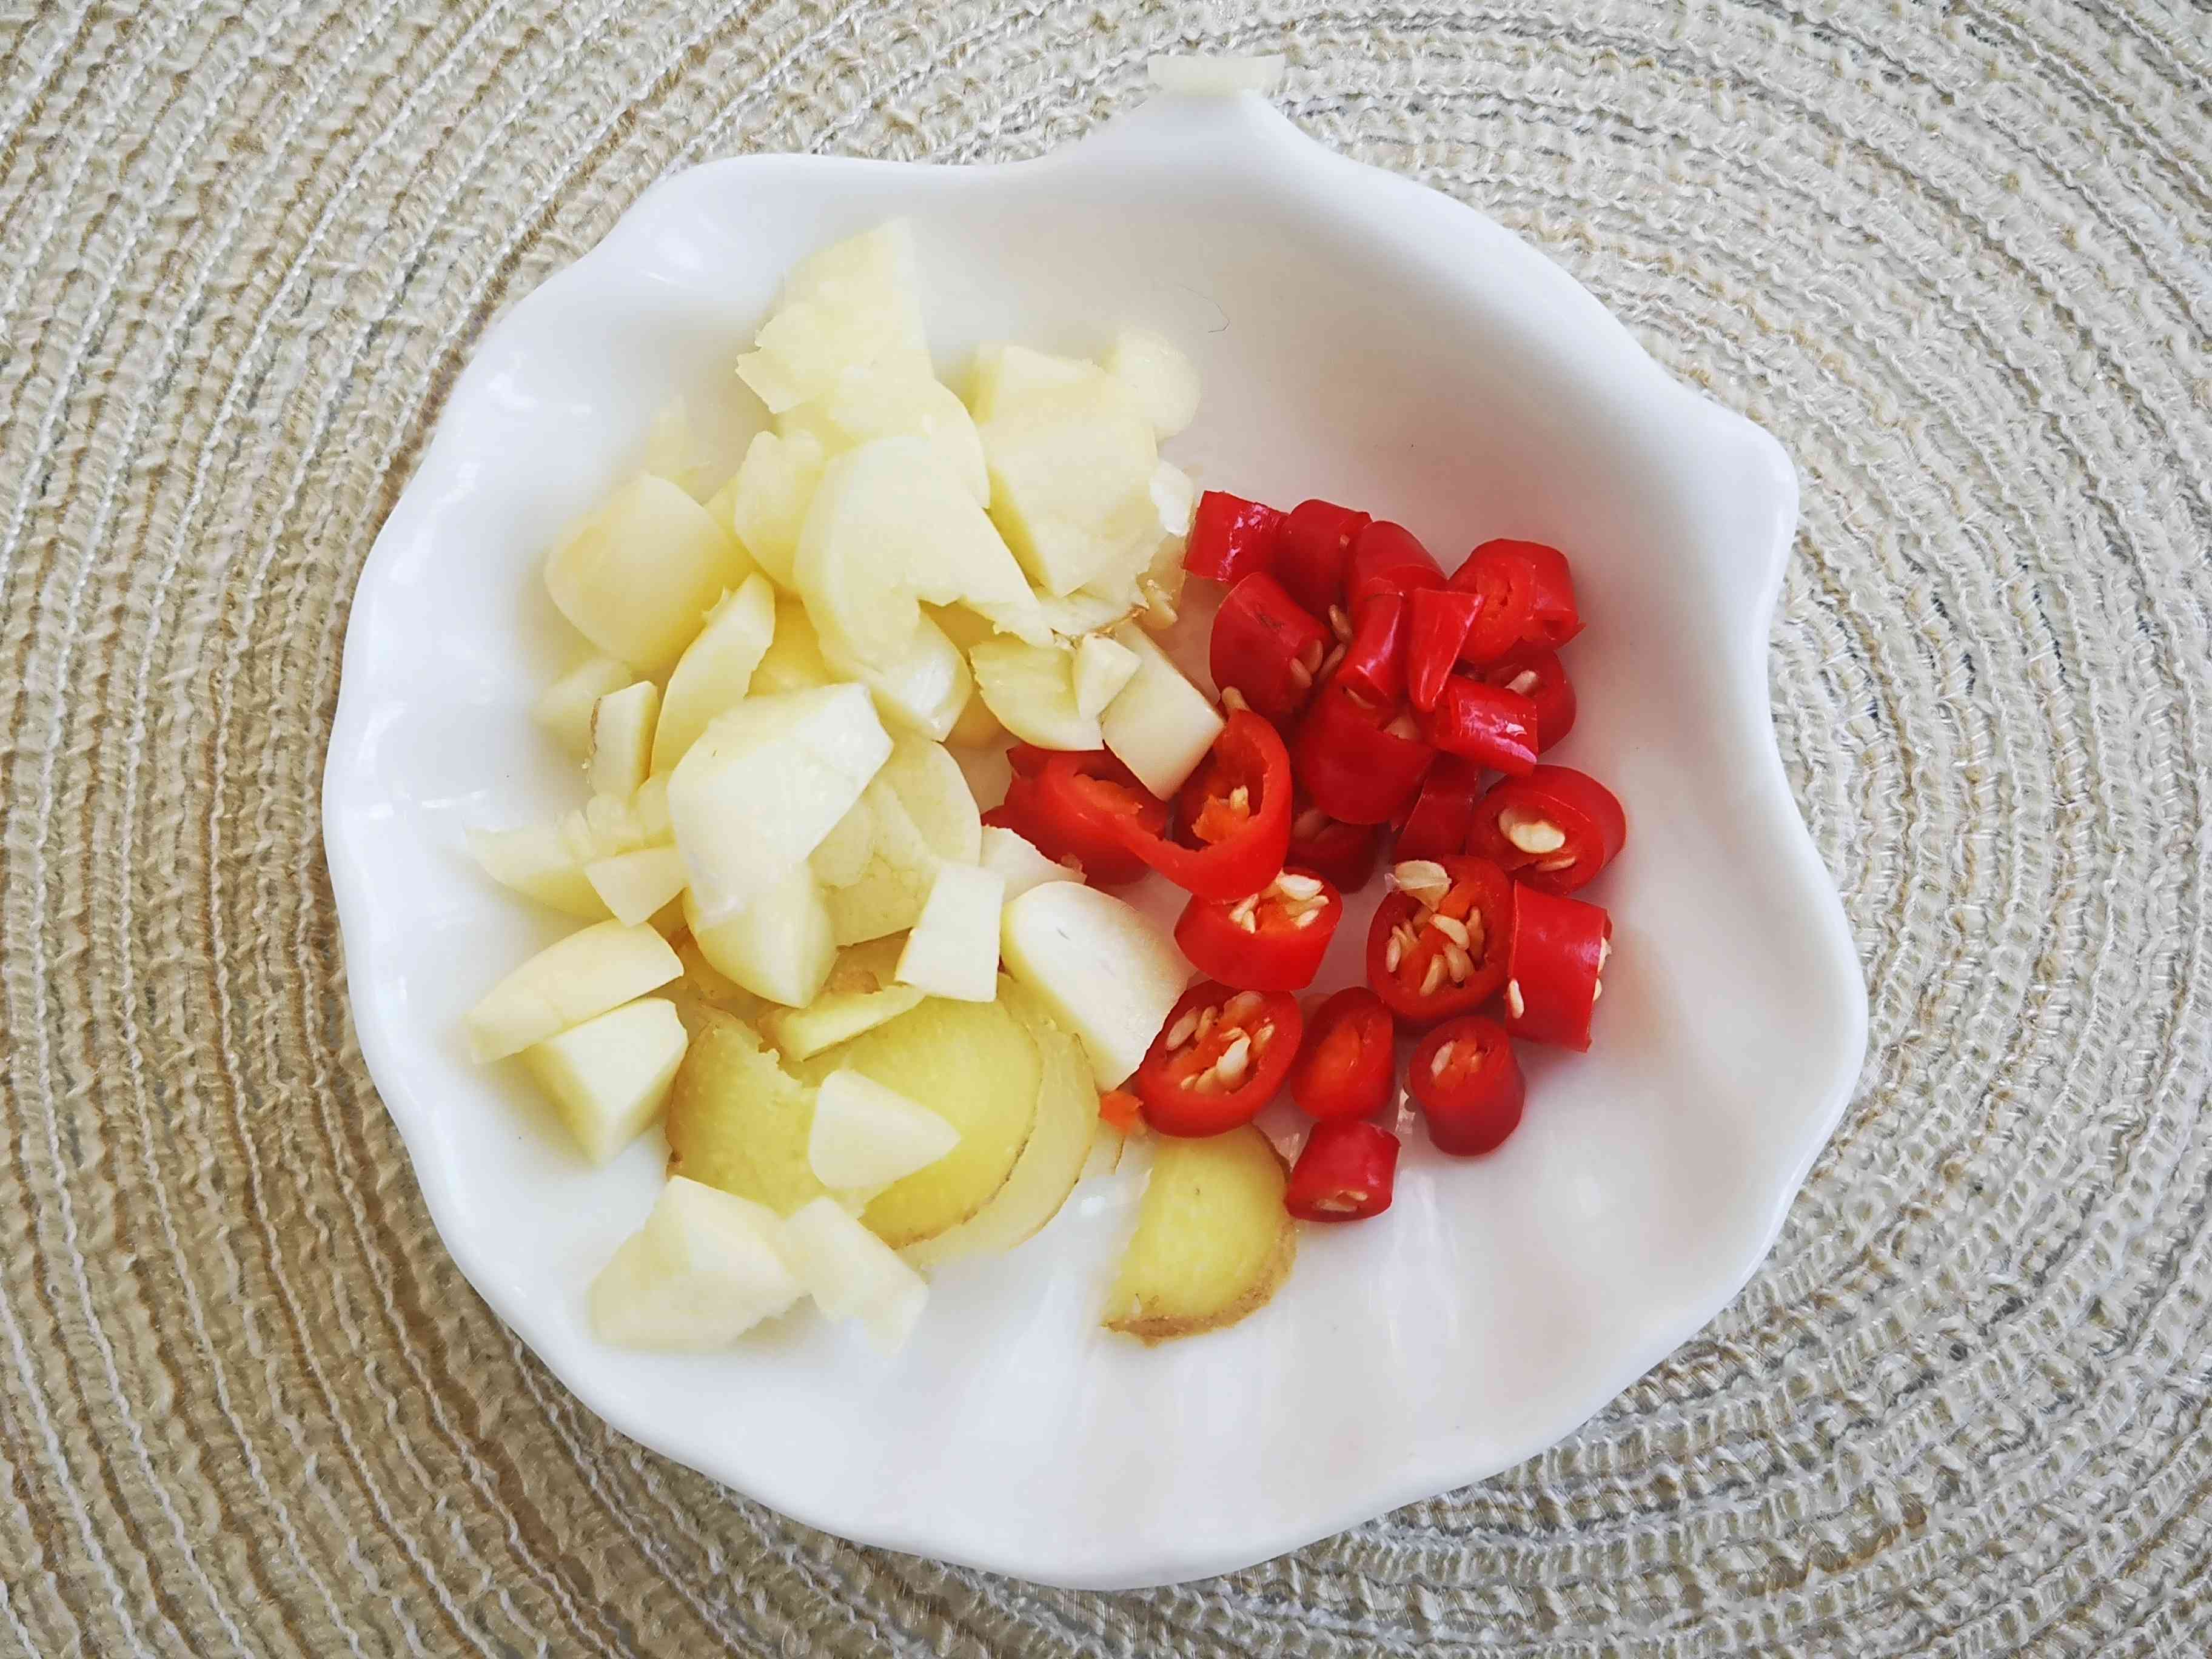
[323,87,1867,1589]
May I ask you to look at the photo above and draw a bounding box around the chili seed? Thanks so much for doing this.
[1427,913,1470,948]
[1385,936,1404,971]
[1273,873,1324,901]
[1287,659,1313,690]
[1223,991,1265,1024]
[1507,670,1539,696]
[1221,686,1250,712]
[1533,854,1578,872]
[1165,1010,1199,1050]
[1430,1042,1457,1078]
[1214,1034,1252,1087]
[1498,806,1567,855]
[1296,640,1326,674]
[1382,712,1422,741]
[1598,937,1612,970]
[1506,979,1524,1019]
[1420,955,1447,997]
[1443,941,1473,984]
[1320,643,1347,679]
[1329,604,1353,642]
[1196,1006,1219,1042]
[1293,908,1321,928]
[1393,860,1451,908]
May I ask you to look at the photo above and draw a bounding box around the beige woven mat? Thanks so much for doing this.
[5,0,2211,1652]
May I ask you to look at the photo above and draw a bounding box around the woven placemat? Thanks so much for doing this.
[5,1,2210,1652]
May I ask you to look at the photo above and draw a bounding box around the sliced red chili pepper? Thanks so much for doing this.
[1407,588,1484,713]
[1291,684,1434,825]
[1478,649,1576,752]
[1182,490,1287,585]
[988,747,1165,887]
[1449,540,1582,660]
[1110,710,1292,900]
[1289,987,1395,1122]
[1287,803,1380,891]
[1175,869,1341,992]
[1209,573,1328,720]
[1501,540,1582,649]
[1334,592,1407,706]
[1466,765,1626,894]
[1503,884,1610,1051]
[1098,1089,1144,1134]
[1366,854,1512,1025]
[1419,674,1540,775]
[1393,754,1484,865]
[1448,542,1529,663]
[1344,520,1445,608]
[1273,499,1370,619]
[1284,1119,1400,1221]
[1134,981,1304,1137]
[1409,1016,1525,1155]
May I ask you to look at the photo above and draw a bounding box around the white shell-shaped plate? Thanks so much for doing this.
[324,90,1868,1589]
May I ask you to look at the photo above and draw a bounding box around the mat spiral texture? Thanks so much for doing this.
[5,0,2211,1651]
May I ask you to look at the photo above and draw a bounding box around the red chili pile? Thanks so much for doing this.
[989,490,1629,1227]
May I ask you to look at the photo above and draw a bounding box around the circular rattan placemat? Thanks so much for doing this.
[4,2,2210,1652]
